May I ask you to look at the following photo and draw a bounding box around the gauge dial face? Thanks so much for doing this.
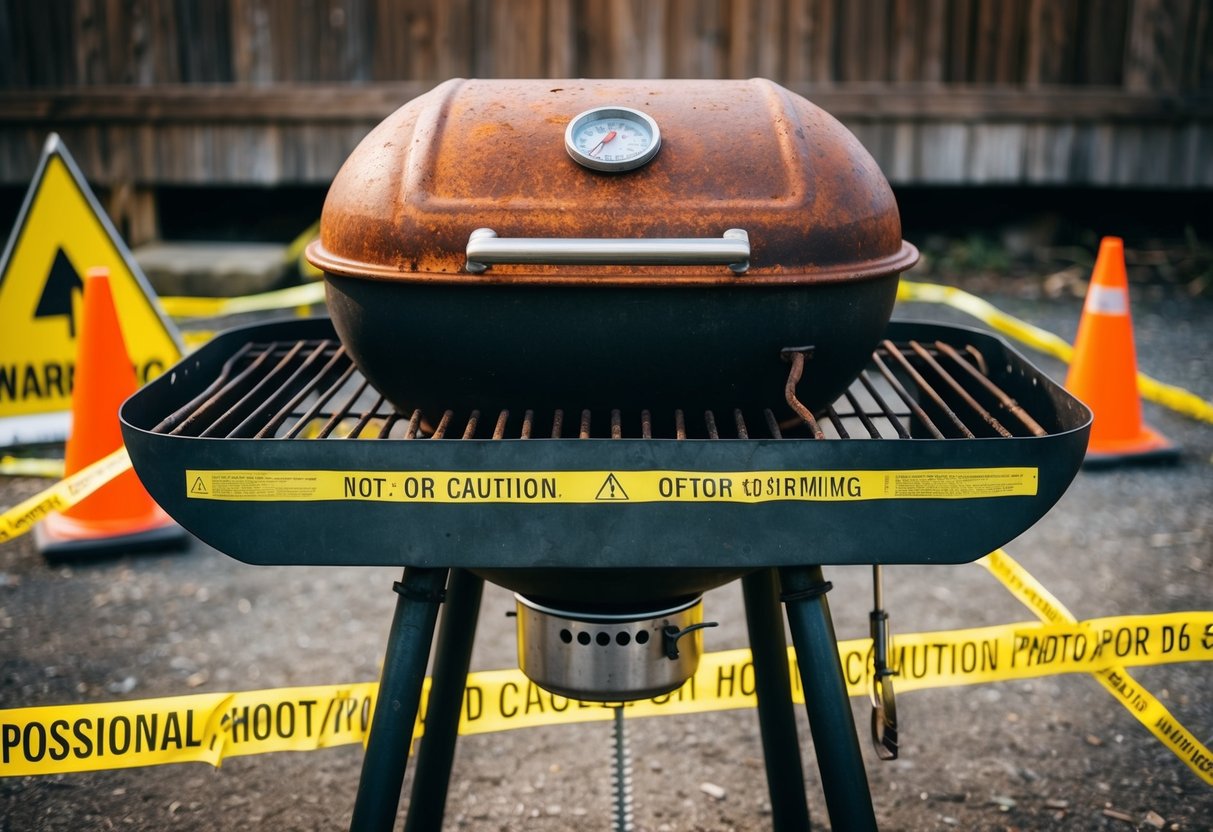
[565,106,661,172]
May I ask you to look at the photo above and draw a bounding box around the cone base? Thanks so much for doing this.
[1083,424,1180,469]
[36,508,190,561]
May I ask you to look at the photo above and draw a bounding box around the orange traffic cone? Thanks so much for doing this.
[1065,237,1178,468]
[36,267,187,558]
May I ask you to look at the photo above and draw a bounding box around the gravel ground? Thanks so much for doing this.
[1,277,1210,831]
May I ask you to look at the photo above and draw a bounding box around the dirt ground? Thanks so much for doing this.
[1,277,1211,831]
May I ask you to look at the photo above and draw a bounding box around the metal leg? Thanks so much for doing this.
[779,565,878,832]
[741,569,811,832]
[349,567,449,832]
[403,569,484,832]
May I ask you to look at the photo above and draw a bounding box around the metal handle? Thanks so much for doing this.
[465,227,750,274]
[661,621,719,659]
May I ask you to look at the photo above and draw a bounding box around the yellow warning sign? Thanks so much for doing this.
[0,134,181,424]
[185,467,1038,504]
[595,473,629,501]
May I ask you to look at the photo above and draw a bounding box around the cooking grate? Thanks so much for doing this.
[152,338,1049,444]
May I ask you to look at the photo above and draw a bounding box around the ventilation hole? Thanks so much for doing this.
[616,632,631,646]
[577,631,591,645]
[596,632,611,646]
[560,629,572,644]
[635,630,650,645]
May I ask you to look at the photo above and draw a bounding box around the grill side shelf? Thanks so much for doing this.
[120,318,1091,569]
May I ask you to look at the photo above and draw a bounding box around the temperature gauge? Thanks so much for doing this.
[565,106,661,173]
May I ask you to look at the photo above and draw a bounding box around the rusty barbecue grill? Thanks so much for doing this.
[121,317,1090,832]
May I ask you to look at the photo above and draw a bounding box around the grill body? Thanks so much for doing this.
[121,318,1090,608]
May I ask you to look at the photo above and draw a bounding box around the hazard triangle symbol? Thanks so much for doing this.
[190,476,208,495]
[0,134,182,446]
[595,473,629,501]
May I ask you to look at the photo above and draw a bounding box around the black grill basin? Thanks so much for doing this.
[120,318,1089,609]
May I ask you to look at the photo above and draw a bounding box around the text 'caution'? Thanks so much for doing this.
[184,467,1038,505]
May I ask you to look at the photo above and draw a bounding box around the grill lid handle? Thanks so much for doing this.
[465,227,750,274]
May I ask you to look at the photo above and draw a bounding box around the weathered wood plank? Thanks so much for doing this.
[4,83,1208,123]
[1126,0,1196,92]
[917,122,969,183]
[968,123,1027,183]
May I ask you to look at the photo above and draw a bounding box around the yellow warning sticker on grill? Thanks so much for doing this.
[184,467,1038,504]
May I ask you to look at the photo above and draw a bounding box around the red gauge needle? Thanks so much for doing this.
[588,130,618,157]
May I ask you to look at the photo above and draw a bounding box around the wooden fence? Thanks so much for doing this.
[1,1,1210,240]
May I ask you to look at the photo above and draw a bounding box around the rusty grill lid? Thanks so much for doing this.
[306,78,917,285]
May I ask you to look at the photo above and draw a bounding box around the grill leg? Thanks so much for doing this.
[741,569,811,832]
[779,565,878,832]
[403,569,484,832]
[349,567,449,832]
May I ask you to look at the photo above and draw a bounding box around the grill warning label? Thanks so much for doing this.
[184,467,1038,505]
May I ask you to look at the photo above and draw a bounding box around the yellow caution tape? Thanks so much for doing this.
[183,467,1038,505]
[158,282,325,319]
[981,549,1213,786]
[1,608,1209,777]
[286,221,324,280]
[0,448,131,544]
[0,456,64,479]
[0,683,377,776]
[898,280,1213,425]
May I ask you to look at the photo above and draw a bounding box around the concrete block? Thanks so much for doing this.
[133,242,289,298]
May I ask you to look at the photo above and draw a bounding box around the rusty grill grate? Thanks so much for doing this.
[153,338,1052,443]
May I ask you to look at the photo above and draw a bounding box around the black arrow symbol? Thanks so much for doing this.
[35,248,84,338]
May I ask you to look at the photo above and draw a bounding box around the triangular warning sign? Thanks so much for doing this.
[595,473,629,501]
[0,133,182,445]
[190,476,208,495]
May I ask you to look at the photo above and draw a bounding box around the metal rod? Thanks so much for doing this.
[153,342,259,434]
[611,707,635,832]
[403,570,484,832]
[779,566,878,832]
[934,341,1047,436]
[316,379,371,439]
[858,372,910,439]
[492,410,510,440]
[431,411,453,439]
[844,390,882,439]
[908,341,1010,437]
[825,405,849,439]
[741,569,811,831]
[349,567,449,832]
[881,340,972,438]
[346,394,389,439]
[199,341,317,438]
[462,410,480,440]
[733,409,749,439]
[871,351,944,439]
[782,352,825,438]
[763,409,782,439]
[257,344,350,438]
